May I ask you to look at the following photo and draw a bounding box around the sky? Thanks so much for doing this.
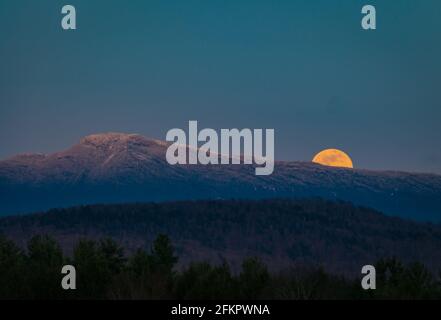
[1,0,440,173]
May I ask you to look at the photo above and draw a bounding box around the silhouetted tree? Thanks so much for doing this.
[99,238,126,274]
[238,257,269,299]
[174,262,235,299]
[72,239,112,299]
[0,236,27,299]
[26,235,65,299]
[151,234,178,274]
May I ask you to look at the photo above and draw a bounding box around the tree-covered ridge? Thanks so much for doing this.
[1,234,441,300]
[1,199,441,275]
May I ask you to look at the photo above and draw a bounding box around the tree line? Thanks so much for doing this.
[3,199,441,276]
[1,234,441,300]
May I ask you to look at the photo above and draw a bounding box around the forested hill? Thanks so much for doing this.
[1,199,441,276]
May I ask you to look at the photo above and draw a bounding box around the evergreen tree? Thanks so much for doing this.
[73,239,112,299]
[238,257,269,299]
[151,234,178,274]
[26,235,65,299]
[0,236,27,299]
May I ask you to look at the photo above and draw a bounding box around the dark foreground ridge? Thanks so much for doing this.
[1,199,441,276]
[1,233,441,300]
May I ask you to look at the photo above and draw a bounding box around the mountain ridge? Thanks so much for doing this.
[1,132,441,221]
[3,132,440,176]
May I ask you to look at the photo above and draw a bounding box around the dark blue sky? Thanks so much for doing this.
[1,0,440,173]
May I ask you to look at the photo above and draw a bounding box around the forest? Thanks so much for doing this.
[1,233,441,300]
[1,199,441,275]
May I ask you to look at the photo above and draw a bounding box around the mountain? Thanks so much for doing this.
[1,132,441,221]
[2,199,441,275]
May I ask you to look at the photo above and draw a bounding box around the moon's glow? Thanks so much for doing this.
[312,149,354,169]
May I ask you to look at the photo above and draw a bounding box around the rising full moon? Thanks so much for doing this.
[312,149,354,169]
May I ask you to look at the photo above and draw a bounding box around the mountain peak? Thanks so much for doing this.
[80,132,141,146]
[79,132,168,149]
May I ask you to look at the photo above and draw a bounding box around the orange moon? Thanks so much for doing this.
[312,149,354,169]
